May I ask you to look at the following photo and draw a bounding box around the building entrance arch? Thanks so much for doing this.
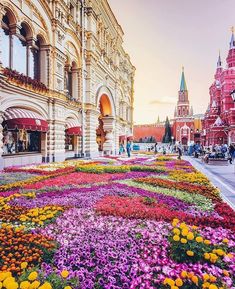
[96,92,115,155]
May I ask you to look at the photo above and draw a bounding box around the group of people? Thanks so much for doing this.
[191,143,235,164]
[119,141,132,157]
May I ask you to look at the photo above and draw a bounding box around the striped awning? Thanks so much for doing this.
[65,119,81,135]
[3,108,48,132]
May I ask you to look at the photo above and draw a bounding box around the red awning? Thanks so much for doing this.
[119,135,126,142]
[66,119,81,136]
[3,108,48,132]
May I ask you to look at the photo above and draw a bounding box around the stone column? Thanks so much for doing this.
[39,46,49,86]
[41,132,47,163]
[47,99,55,162]
[72,68,79,100]
[0,111,4,169]
[85,109,99,157]
[0,4,5,69]
[53,121,66,162]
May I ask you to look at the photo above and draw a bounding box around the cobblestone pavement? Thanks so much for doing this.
[185,156,235,210]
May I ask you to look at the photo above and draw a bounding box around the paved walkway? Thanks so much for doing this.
[185,156,235,209]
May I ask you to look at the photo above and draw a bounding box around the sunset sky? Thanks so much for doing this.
[108,0,235,124]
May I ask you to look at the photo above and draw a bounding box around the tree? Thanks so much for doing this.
[162,116,172,143]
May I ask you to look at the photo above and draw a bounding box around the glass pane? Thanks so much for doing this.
[28,131,40,152]
[2,131,17,155]
[29,48,40,79]
[12,35,27,74]
[1,28,10,67]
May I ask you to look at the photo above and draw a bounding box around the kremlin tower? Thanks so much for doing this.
[172,68,195,145]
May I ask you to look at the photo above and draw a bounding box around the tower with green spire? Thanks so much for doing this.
[175,67,190,117]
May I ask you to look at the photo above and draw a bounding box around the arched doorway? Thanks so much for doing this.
[181,137,188,145]
[96,94,115,155]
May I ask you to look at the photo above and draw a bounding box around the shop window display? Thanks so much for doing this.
[65,134,74,151]
[3,130,41,155]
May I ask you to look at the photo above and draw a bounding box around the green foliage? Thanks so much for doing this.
[162,116,172,143]
[130,165,167,173]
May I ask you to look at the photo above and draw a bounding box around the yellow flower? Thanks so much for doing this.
[175,278,183,287]
[20,281,30,289]
[173,228,180,235]
[28,272,38,281]
[38,283,52,289]
[181,271,188,278]
[21,262,28,270]
[61,270,69,279]
[0,272,10,282]
[204,253,210,260]
[179,222,187,229]
[186,250,194,257]
[216,249,224,257]
[181,228,189,237]
[186,232,194,240]
[3,277,15,287]
[0,282,2,289]
[204,239,211,245]
[180,238,187,244]
[222,270,229,277]
[209,275,217,283]
[222,238,229,244]
[64,287,72,289]
[29,281,40,289]
[5,282,18,289]
[195,236,203,243]
[203,282,211,288]
[203,274,210,281]
[191,276,198,285]
[173,235,180,242]
[208,285,218,289]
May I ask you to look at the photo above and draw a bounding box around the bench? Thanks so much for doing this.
[207,158,228,166]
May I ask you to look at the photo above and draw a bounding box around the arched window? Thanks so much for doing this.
[1,13,42,80]
[12,25,27,74]
[1,14,10,68]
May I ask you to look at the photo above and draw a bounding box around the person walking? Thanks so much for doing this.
[119,143,124,155]
[177,142,182,160]
[126,141,131,158]
[229,144,235,164]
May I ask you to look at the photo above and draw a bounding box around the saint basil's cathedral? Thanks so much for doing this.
[201,31,235,146]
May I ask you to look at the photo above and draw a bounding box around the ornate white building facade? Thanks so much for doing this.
[0,0,135,168]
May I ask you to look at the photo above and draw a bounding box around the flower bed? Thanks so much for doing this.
[0,156,235,288]
[135,177,220,202]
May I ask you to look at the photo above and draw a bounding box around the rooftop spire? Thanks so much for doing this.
[230,26,235,49]
[217,50,222,68]
[180,66,187,91]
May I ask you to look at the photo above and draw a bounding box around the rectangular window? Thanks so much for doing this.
[2,130,41,155]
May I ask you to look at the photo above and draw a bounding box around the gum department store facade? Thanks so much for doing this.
[0,0,135,168]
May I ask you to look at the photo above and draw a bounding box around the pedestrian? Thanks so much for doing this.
[229,144,235,164]
[119,143,124,155]
[154,142,158,154]
[177,142,182,160]
[126,141,131,158]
